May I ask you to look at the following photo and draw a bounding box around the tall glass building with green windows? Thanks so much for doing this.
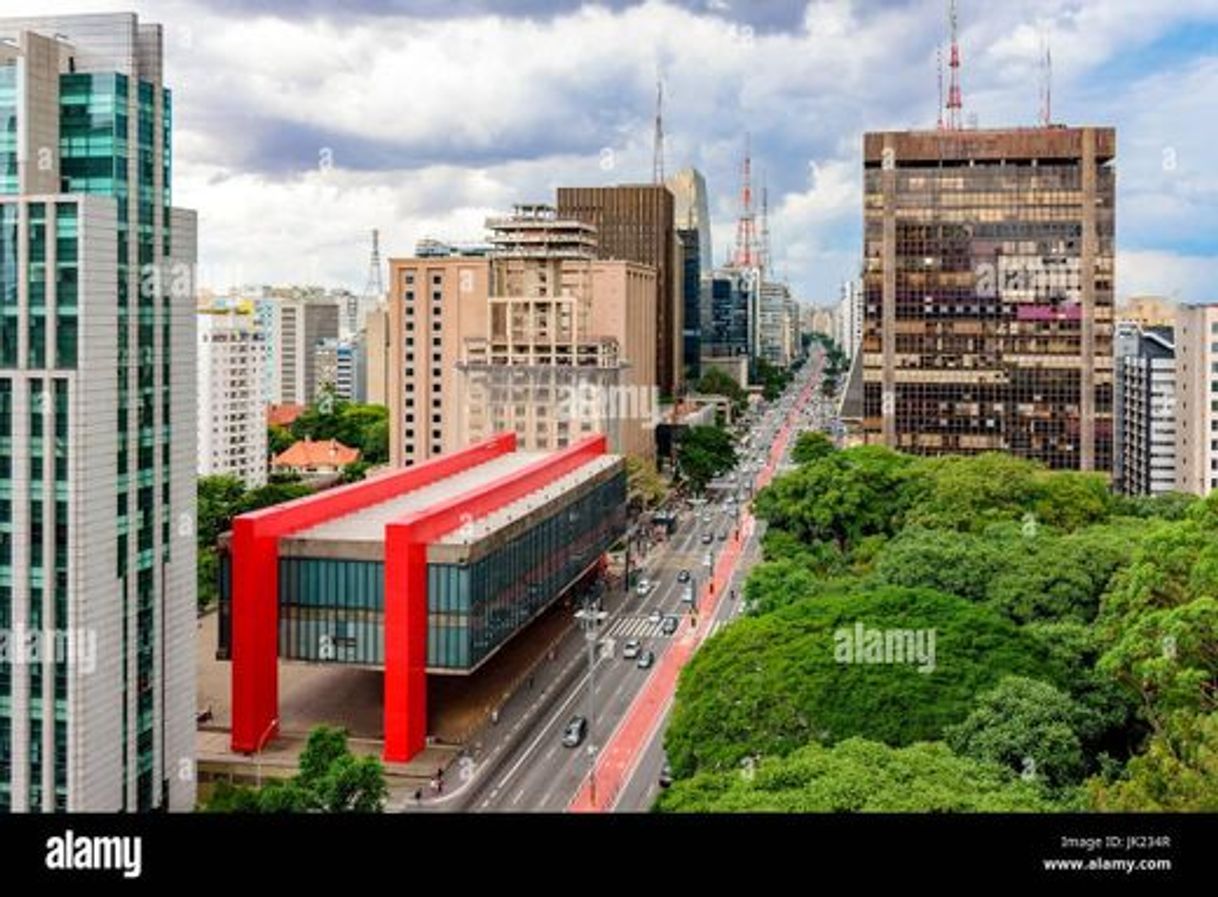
[0,14,196,812]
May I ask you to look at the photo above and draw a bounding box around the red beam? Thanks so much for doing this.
[229,434,516,753]
[382,435,608,762]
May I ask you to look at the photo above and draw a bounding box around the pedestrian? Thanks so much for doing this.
[528,675,534,690]
[491,708,499,725]
[437,778,444,794]
[414,788,422,804]
[429,778,438,792]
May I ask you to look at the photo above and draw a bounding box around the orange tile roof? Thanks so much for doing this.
[268,403,306,428]
[272,439,360,469]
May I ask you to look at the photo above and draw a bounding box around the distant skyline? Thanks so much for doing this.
[10,0,1218,303]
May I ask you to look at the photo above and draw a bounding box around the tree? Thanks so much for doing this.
[752,446,916,553]
[204,725,387,813]
[790,431,835,465]
[197,475,246,548]
[1088,711,1218,811]
[946,676,1087,789]
[664,585,1063,778]
[340,460,371,483]
[625,456,668,510]
[268,424,295,458]
[655,738,1064,812]
[696,369,747,414]
[676,426,737,493]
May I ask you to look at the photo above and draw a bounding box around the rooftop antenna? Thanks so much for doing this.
[358,228,384,332]
[652,71,665,184]
[1038,29,1053,127]
[733,133,758,268]
[946,0,964,130]
[936,45,945,129]
[760,172,772,273]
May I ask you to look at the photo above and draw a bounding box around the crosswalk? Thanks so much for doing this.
[605,615,669,640]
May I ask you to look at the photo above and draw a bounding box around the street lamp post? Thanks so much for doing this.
[575,601,608,805]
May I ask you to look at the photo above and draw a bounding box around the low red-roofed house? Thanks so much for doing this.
[272,439,360,478]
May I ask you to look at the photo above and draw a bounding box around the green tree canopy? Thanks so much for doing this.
[656,738,1063,812]
[676,426,737,493]
[945,676,1088,789]
[664,585,1062,778]
[790,430,836,465]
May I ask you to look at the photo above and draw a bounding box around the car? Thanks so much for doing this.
[561,716,588,748]
[637,650,655,670]
[661,616,679,635]
[658,762,674,788]
[635,578,651,596]
[701,532,714,545]
[622,639,642,660]
[680,586,694,604]
[677,569,690,583]
[648,609,662,625]
[718,530,729,541]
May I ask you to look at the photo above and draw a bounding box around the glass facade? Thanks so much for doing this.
[217,470,628,671]
[0,63,15,195]
[863,130,1115,471]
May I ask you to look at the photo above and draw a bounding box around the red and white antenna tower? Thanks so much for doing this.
[733,134,758,268]
[946,0,963,130]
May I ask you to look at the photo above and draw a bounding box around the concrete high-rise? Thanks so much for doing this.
[198,306,267,487]
[386,249,491,468]
[556,184,682,398]
[0,13,197,811]
[265,295,339,406]
[1113,323,1175,496]
[862,127,1116,470]
[387,207,659,465]
[1173,302,1218,496]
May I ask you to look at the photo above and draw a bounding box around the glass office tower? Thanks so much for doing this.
[862,127,1116,471]
[0,13,196,811]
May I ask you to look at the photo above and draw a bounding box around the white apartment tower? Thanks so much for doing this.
[0,13,197,811]
[198,308,267,487]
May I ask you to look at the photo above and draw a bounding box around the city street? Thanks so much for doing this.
[395,347,828,813]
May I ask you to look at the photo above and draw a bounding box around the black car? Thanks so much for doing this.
[658,762,674,788]
[561,716,588,748]
[677,569,691,583]
[636,650,655,670]
[661,616,679,636]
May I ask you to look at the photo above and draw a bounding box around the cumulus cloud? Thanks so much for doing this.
[3,0,1215,302]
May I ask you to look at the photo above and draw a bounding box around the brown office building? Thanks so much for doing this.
[862,126,1116,471]
[557,184,682,398]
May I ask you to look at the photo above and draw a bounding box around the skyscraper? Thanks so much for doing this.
[1,13,197,811]
[556,184,682,398]
[862,127,1116,470]
[265,294,339,406]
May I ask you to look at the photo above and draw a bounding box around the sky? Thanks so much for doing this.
[11,0,1218,304]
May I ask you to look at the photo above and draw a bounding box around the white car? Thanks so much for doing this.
[622,639,642,660]
[647,609,662,625]
[636,578,651,596]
